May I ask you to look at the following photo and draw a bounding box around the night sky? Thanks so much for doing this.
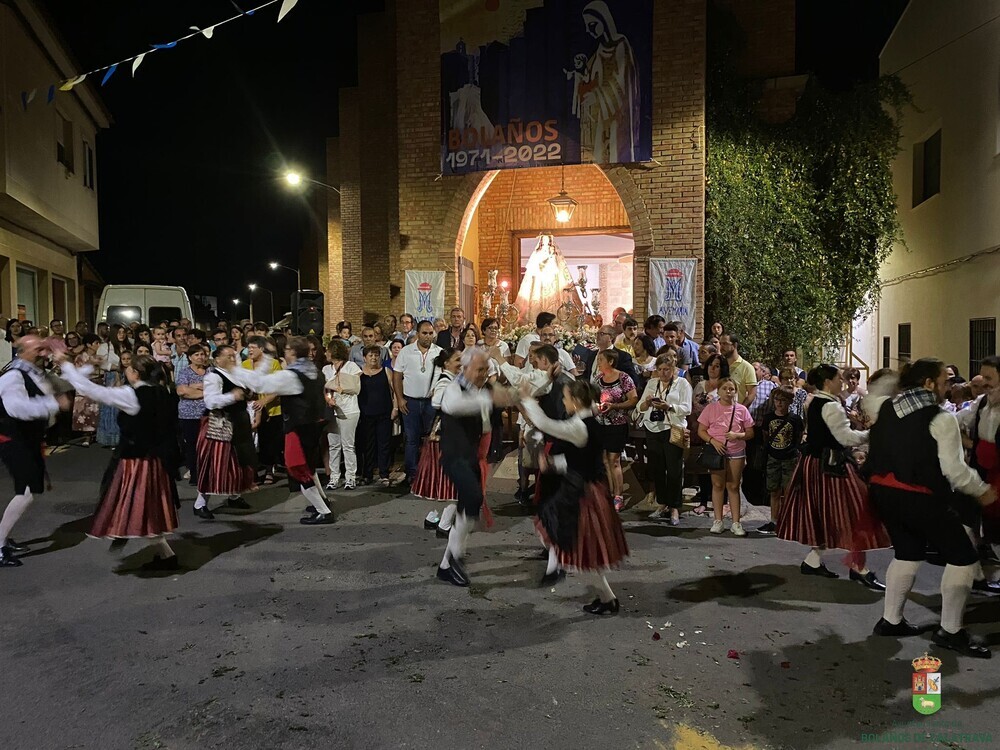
[39,0,905,322]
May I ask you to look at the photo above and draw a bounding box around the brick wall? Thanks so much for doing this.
[327,0,708,333]
[717,0,796,78]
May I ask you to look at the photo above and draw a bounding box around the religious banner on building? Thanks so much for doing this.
[405,270,446,322]
[439,0,653,176]
[647,259,697,337]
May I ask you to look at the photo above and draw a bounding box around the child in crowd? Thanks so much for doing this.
[152,327,172,365]
[757,386,804,535]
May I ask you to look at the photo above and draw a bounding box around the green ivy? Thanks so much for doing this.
[704,6,910,364]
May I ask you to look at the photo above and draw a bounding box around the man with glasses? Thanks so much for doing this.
[399,314,416,345]
[394,321,442,487]
[210,331,229,354]
[582,326,636,383]
[536,325,579,376]
[48,320,65,338]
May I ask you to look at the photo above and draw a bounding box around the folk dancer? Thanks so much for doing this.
[868,359,994,658]
[0,337,70,567]
[60,355,182,570]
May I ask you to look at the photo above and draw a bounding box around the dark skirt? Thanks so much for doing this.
[90,457,177,538]
[600,423,629,454]
[412,439,456,501]
[776,455,890,551]
[196,418,256,495]
[537,477,629,571]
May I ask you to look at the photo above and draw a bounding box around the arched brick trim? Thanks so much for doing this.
[440,170,501,303]
[599,165,654,255]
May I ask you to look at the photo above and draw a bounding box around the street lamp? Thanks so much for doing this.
[232,298,244,319]
[282,170,340,194]
[269,261,301,291]
[248,283,274,325]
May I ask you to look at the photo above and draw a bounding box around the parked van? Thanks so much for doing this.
[97,285,193,327]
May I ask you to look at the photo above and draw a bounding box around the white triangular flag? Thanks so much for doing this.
[277,0,298,22]
[191,25,215,39]
[132,53,147,76]
[58,74,86,91]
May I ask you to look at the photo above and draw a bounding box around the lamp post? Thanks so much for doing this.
[283,170,341,194]
[268,261,301,292]
[248,283,274,325]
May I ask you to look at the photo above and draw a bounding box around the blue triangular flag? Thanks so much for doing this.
[151,41,177,50]
[47,85,55,103]
[101,64,118,86]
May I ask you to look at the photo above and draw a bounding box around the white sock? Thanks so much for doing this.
[425,510,440,525]
[302,485,331,515]
[586,571,616,602]
[882,559,920,624]
[940,563,976,634]
[441,512,471,568]
[438,504,457,532]
[313,472,328,499]
[803,548,823,569]
[150,536,174,558]
[545,545,559,575]
[0,490,34,546]
[194,493,208,510]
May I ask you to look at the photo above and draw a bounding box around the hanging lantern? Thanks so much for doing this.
[547,166,578,223]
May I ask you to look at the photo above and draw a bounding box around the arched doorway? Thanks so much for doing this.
[448,164,652,326]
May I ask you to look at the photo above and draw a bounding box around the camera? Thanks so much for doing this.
[650,409,666,422]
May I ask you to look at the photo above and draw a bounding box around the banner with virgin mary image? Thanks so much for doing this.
[440,0,653,176]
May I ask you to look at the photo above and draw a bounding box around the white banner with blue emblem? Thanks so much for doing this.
[405,270,446,323]
[647,258,697,337]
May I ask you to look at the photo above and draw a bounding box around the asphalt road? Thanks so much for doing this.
[2,446,997,750]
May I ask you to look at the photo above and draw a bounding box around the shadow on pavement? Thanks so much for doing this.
[18,514,92,558]
[114,520,283,578]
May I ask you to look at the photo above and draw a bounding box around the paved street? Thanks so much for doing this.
[2,446,997,750]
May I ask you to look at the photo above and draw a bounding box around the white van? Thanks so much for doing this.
[97,285,194,327]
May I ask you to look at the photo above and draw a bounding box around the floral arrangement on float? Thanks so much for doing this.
[502,323,601,353]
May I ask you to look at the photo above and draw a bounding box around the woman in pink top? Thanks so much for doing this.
[697,378,755,536]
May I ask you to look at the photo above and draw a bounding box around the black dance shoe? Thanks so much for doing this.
[108,539,128,553]
[436,563,469,587]
[193,506,215,520]
[850,569,887,591]
[436,526,452,539]
[226,496,251,510]
[4,538,29,554]
[800,561,839,579]
[932,628,991,659]
[300,512,336,525]
[0,546,23,567]
[303,505,319,515]
[755,522,777,536]
[539,569,566,587]
[142,555,180,572]
[972,578,1000,596]
[424,518,439,531]
[872,617,921,637]
[583,598,620,615]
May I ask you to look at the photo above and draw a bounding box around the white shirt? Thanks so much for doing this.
[957,395,1000,443]
[60,362,141,416]
[521,400,592,474]
[515,333,540,360]
[816,393,868,447]
[323,361,362,415]
[227,359,310,397]
[440,377,493,432]
[203,371,242,410]
[522,348,577,378]
[431,371,455,410]
[638,375,692,432]
[481,339,511,359]
[930,410,989,497]
[0,362,59,422]
[95,343,120,373]
[394,342,442,398]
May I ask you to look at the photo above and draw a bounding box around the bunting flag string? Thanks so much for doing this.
[19,0,301,111]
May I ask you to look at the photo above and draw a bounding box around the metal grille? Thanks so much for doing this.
[898,323,911,364]
[970,318,996,377]
[882,336,890,369]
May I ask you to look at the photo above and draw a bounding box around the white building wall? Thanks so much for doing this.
[863,0,1000,375]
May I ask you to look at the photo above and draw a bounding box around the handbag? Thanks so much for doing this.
[694,405,736,472]
[670,424,690,449]
[205,410,234,442]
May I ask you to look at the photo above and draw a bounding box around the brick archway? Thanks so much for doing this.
[444,165,656,313]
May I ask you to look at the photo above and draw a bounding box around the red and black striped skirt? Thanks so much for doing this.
[196,418,256,495]
[776,455,890,551]
[536,480,629,571]
[90,457,177,539]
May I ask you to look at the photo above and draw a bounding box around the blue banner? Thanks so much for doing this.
[440,0,653,176]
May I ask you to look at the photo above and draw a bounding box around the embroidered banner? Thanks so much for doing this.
[647,258,697,337]
[405,271,446,323]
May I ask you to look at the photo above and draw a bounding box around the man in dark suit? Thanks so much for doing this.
[436,307,466,350]
[582,326,637,383]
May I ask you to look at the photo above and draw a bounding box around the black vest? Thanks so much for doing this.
[803,395,846,457]
[118,386,179,461]
[538,372,573,455]
[866,399,949,495]
[0,369,48,445]
[439,379,488,464]
[969,397,1000,478]
[214,372,246,420]
[561,416,605,482]
[283,369,324,433]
